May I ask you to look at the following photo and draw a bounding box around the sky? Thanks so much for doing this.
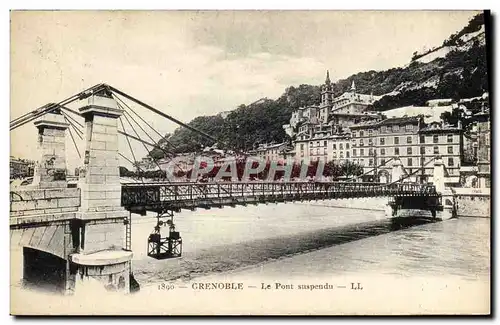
[10,10,480,169]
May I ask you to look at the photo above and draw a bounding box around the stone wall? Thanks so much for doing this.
[10,188,80,225]
[452,188,490,218]
[82,218,125,253]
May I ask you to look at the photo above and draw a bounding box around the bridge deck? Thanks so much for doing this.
[121,181,439,213]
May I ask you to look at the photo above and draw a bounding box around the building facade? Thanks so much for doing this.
[475,110,490,188]
[249,142,291,163]
[10,157,35,179]
[350,116,463,184]
[284,71,382,141]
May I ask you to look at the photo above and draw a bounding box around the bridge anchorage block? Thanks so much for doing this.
[147,212,182,260]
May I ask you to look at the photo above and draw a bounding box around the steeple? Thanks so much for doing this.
[325,70,331,85]
[351,80,356,92]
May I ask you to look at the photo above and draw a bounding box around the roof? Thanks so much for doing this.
[383,105,453,123]
[330,112,380,117]
[378,115,422,126]
[419,122,462,133]
[349,120,380,129]
[255,142,288,151]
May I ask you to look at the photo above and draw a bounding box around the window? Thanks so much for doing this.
[447,146,453,154]
[380,137,385,145]
[310,142,313,147]
[407,136,412,144]
[381,148,386,156]
[360,139,364,146]
[448,157,454,166]
[340,152,344,158]
[447,134,453,143]
[346,143,350,149]
[381,126,387,133]
[324,148,327,155]
[395,148,400,155]
[420,146,425,154]
[369,148,373,156]
[324,141,327,147]
[406,124,413,132]
[346,151,350,158]
[408,158,413,167]
[394,137,399,145]
[407,147,412,155]
[353,149,357,156]
[316,141,320,147]
[332,143,336,150]
[420,135,425,143]
[369,130,373,136]
[393,125,399,132]
[433,135,439,143]
[360,149,365,156]
[369,159,373,166]
[381,158,386,166]
[352,131,357,137]
[360,159,365,165]
[300,144,304,151]
[360,131,364,137]
[368,138,373,145]
[339,143,344,150]
[434,146,439,154]
[316,148,319,155]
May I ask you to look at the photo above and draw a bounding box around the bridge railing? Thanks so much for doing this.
[121,181,438,209]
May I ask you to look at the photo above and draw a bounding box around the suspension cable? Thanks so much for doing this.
[384,156,437,187]
[64,116,82,159]
[119,116,142,180]
[120,104,169,181]
[60,111,83,139]
[118,103,186,174]
[108,85,217,143]
[113,94,177,150]
[59,105,83,119]
[10,83,105,130]
[60,107,84,128]
[345,157,395,182]
[118,153,150,182]
[122,106,175,158]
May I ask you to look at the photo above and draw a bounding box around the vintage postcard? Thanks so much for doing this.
[9,10,491,315]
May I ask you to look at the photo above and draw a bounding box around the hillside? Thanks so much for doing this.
[149,12,488,158]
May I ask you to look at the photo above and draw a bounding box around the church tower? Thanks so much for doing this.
[320,70,334,123]
[321,70,334,107]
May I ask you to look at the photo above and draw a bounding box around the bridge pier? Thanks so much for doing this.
[68,93,133,295]
[32,110,69,188]
[391,158,404,184]
[384,157,455,220]
[386,195,443,220]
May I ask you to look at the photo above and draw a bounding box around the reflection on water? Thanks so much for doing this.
[133,205,489,284]
[231,217,490,282]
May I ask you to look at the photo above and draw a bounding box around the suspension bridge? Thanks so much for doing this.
[9,84,453,295]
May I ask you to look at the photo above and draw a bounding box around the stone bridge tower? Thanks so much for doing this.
[10,92,133,296]
[70,92,133,294]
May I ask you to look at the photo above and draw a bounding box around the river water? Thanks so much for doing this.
[11,199,491,315]
[130,199,490,285]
